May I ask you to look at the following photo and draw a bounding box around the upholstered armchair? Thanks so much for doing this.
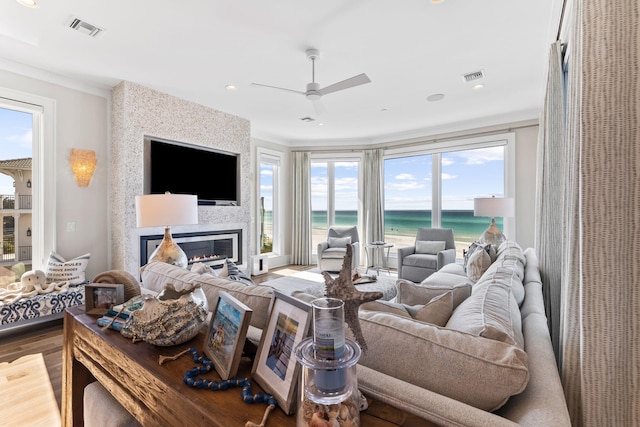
[317,226,360,272]
[397,228,456,282]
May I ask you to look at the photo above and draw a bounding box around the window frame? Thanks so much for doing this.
[256,147,282,256]
[383,132,516,252]
[0,88,56,270]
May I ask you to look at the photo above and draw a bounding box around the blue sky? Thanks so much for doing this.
[0,107,33,194]
[308,147,505,211]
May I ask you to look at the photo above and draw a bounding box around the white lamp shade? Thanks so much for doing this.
[135,194,198,227]
[473,197,515,218]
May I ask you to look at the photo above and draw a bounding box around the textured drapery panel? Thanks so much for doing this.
[560,1,640,425]
[535,40,565,364]
[291,152,311,265]
[362,149,385,266]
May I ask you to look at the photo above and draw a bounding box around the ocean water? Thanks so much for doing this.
[310,210,501,242]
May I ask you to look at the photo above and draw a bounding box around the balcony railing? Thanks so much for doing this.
[0,194,32,210]
[1,234,32,262]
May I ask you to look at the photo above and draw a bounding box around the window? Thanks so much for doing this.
[0,106,33,270]
[384,134,513,258]
[383,154,432,250]
[311,157,360,253]
[0,90,55,273]
[257,149,281,255]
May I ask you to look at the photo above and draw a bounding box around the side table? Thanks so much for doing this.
[365,242,394,275]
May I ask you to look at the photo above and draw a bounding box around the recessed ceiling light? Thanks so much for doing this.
[380,108,388,112]
[225,85,237,91]
[427,93,445,102]
[16,0,39,8]
[318,122,325,126]
[431,0,445,3]
[472,84,485,90]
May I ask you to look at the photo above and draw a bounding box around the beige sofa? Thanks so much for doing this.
[136,245,570,426]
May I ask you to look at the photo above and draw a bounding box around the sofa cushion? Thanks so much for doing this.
[328,236,351,248]
[466,248,491,282]
[321,247,348,259]
[415,240,446,254]
[140,261,273,330]
[446,281,524,349]
[480,267,525,307]
[402,254,437,269]
[360,300,412,318]
[396,279,471,309]
[405,291,453,326]
[356,310,529,411]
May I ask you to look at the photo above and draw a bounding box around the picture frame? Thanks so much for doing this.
[251,291,312,414]
[85,283,125,315]
[204,291,253,380]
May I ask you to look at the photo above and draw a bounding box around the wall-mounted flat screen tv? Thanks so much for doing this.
[144,137,240,206]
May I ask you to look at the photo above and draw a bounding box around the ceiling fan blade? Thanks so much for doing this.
[318,73,371,96]
[250,83,305,95]
[312,99,326,116]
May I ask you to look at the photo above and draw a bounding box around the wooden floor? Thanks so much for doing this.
[0,264,312,413]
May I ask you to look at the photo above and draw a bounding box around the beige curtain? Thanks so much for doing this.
[535,40,565,364]
[559,1,640,425]
[291,151,311,265]
[362,149,385,267]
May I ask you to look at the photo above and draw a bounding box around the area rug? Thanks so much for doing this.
[0,353,61,427]
[261,268,398,301]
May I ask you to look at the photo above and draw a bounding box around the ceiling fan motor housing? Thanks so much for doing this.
[306,82,321,100]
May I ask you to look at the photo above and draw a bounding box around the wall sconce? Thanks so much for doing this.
[26,179,31,188]
[26,227,31,237]
[69,149,97,187]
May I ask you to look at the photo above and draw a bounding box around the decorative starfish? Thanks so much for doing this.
[322,245,382,352]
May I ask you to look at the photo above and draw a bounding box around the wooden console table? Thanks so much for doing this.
[62,306,428,427]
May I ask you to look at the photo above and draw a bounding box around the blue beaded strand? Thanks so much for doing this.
[183,347,278,407]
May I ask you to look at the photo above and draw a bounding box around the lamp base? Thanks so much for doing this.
[148,227,188,268]
[478,218,506,246]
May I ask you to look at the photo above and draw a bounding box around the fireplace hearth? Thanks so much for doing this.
[140,229,242,268]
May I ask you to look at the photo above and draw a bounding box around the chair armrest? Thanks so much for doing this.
[437,248,456,269]
[317,241,329,256]
[350,242,360,267]
[397,246,416,279]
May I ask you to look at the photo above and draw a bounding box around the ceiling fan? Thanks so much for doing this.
[251,48,371,115]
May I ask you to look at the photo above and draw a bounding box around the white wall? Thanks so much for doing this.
[0,69,110,280]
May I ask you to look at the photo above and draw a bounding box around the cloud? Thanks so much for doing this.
[7,130,32,148]
[386,181,425,191]
[260,169,273,176]
[395,173,415,180]
[441,173,457,180]
[260,185,272,192]
[441,157,455,166]
[335,177,357,191]
[456,147,504,165]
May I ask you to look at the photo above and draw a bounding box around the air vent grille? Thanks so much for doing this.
[461,70,485,83]
[300,117,315,122]
[66,16,104,38]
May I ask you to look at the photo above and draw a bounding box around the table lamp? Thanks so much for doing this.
[135,192,198,268]
[473,196,514,246]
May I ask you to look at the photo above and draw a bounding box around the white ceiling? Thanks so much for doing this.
[0,0,563,146]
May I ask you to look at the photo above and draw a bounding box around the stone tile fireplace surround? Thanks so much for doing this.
[110,81,252,277]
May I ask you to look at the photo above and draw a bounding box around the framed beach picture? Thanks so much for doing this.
[84,283,124,315]
[204,291,252,380]
[251,291,312,414]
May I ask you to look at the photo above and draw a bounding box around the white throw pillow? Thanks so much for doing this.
[45,251,90,285]
[415,240,446,254]
[328,236,351,248]
[466,248,491,282]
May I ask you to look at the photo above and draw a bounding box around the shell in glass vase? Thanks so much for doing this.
[121,283,208,346]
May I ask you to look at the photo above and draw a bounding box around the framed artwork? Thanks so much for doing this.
[85,283,125,315]
[251,291,312,414]
[204,291,253,380]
